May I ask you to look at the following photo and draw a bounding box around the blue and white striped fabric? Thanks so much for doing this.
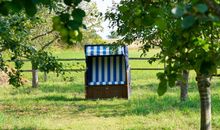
[85,45,126,56]
[87,56,126,86]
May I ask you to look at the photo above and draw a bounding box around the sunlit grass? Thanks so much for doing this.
[1,80,220,129]
[0,48,220,129]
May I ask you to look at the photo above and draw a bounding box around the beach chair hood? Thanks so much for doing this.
[85,45,128,56]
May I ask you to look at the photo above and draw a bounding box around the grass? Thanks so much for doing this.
[0,48,220,130]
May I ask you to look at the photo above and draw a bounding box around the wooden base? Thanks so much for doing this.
[85,85,131,99]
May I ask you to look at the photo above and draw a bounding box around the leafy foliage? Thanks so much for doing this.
[107,1,220,128]
[0,0,90,44]
[0,0,92,87]
[0,14,63,87]
[107,0,220,95]
[0,0,104,87]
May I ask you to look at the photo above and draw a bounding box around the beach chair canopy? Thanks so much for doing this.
[85,45,129,86]
[85,45,128,56]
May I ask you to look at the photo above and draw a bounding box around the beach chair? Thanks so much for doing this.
[84,44,131,99]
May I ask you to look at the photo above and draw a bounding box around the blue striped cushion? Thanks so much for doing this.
[87,56,126,86]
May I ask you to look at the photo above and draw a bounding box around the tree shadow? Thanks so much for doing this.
[6,127,37,130]
[131,81,199,93]
[36,95,84,102]
[67,84,220,118]
[39,83,84,93]
[2,81,220,120]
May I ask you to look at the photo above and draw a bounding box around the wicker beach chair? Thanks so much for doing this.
[84,44,131,99]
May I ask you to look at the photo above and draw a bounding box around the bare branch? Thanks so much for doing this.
[40,37,59,51]
[204,0,220,16]
[31,30,54,41]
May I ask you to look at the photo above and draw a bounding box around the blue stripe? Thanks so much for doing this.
[87,58,91,83]
[101,57,105,82]
[119,56,122,82]
[95,57,99,82]
[103,46,106,55]
[97,46,100,56]
[91,46,93,56]
[107,56,111,82]
[113,56,117,82]
[98,57,102,82]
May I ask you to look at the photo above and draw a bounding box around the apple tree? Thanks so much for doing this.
[107,0,220,129]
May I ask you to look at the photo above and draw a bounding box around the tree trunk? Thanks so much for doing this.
[196,74,211,130]
[32,64,38,88]
[44,72,47,82]
[180,70,189,101]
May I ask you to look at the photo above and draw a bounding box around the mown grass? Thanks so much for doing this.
[0,48,220,130]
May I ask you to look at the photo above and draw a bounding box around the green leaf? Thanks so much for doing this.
[200,60,215,75]
[202,44,209,52]
[196,3,208,13]
[0,2,9,16]
[171,6,184,17]
[64,0,73,6]
[24,2,37,17]
[157,80,168,96]
[9,0,23,12]
[119,5,129,13]
[76,31,83,41]
[209,14,220,22]
[157,72,165,79]
[134,18,142,26]
[67,20,81,30]
[143,16,154,26]
[73,0,82,6]
[72,8,85,24]
[60,13,70,23]
[134,8,142,16]
[157,72,168,96]
[181,15,196,29]
[155,18,167,30]
[168,74,177,87]
[72,8,86,18]
[52,16,61,25]
[192,0,199,4]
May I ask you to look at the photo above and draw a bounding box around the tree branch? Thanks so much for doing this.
[40,37,59,51]
[204,0,220,16]
[31,30,54,41]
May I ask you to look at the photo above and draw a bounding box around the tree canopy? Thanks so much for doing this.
[106,0,220,129]
[0,0,91,86]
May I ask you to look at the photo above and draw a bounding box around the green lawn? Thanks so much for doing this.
[0,48,220,129]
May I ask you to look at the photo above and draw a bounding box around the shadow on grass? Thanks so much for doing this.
[131,81,198,93]
[5,127,36,130]
[2,82,220,119]
[74,81,220,117]
[2,91,220,119]
[36,95,84,102]
[39,83,84,93]
[89,97,189,117]
[127,96,198,116]
[89,93,219,118]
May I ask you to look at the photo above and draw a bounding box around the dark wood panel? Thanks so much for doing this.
[85,85,130,99]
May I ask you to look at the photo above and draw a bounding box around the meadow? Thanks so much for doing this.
[0,48,220,130]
